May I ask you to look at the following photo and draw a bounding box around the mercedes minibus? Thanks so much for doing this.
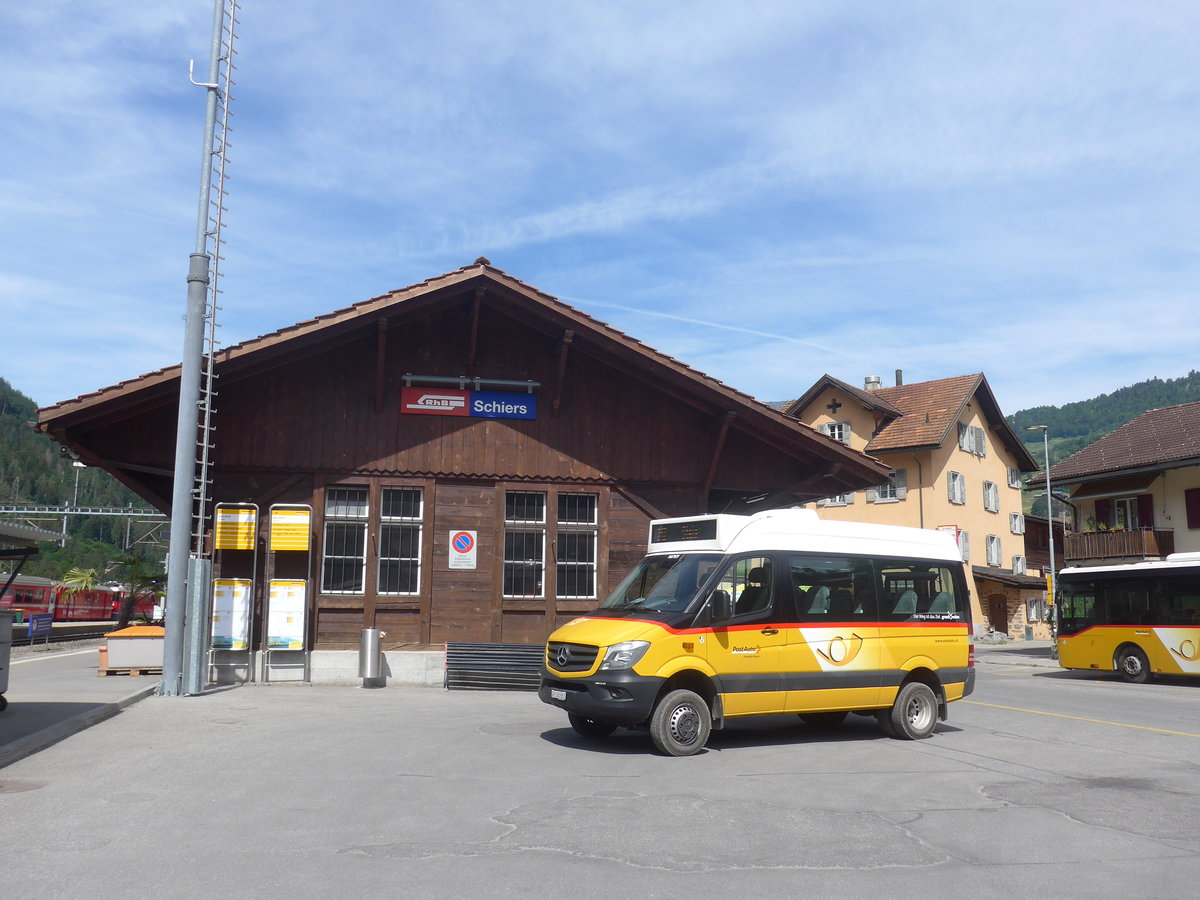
[538,508,975,755]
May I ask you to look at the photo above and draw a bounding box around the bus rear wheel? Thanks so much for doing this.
[1117,646,1151,684]
[883,682,938,739]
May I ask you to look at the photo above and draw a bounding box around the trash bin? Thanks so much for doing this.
[358,627,386,685]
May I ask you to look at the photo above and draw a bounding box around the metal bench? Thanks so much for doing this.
[444,642,544,691]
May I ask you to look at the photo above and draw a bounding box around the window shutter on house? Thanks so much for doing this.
[866,486,877,502]
[895,469,908,499]
[1095,498,1111,528]
[1137,494,1155,529]
[1187,488,1200,529]
[975,426,987,457]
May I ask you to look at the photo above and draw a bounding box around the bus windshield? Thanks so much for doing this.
[600,553,723,613]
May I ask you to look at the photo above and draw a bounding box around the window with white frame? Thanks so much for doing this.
[503,491,546,597]
[1008,466,1022,489]
[377,487,423,594]
[869,469,907,503]
[1012,555,1027,575]
[948,471,966,505]
[958,423,987,456]
[820,421,851,444]
[983,480,1000,513]
[986,534,1002,567]
[958,530,970,562]
[322,486,369,593]
[321,485,427,596]
[1010,512,1026,534]
[556,493,598,599]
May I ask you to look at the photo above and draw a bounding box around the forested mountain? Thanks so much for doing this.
[1008,370,1200,468]
[0,377,160,579]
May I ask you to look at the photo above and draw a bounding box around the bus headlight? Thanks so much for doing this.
[599,641,650,670]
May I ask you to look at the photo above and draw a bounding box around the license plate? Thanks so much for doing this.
[550,689,566,701]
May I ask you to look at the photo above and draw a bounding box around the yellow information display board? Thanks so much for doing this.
[214,505,258,551]
[269,506,312,552]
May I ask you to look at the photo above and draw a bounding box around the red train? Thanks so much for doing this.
[0,574,156,621]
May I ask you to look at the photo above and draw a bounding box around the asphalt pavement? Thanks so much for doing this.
[0,637,1056,770]
[2,637,1196,899]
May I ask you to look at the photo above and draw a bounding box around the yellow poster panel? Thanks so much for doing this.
[214,506,257,551]
[269,507,312,552]
[267,579,306,650]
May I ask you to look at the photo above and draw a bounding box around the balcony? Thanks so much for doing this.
[1064,528,1175,563]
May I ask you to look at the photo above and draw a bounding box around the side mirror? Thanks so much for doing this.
[710,589,733,621]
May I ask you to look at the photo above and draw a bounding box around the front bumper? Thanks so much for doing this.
[539,667,665,726]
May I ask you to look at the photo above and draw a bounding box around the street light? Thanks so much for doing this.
[1026,425,1056,653]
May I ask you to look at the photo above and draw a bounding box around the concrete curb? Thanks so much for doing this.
[0,683,158,770]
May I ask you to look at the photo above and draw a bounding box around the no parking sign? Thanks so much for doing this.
[449,530,478,570]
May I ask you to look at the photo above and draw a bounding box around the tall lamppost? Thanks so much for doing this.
[1026,425,1056,654]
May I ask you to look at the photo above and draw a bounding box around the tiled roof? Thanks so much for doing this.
[866,374,984,453]
[1048,402,1200,482]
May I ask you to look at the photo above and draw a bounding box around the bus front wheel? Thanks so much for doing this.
[1117,646,1151,684]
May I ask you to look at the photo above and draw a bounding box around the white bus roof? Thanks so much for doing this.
[647,508,961,562]
[1060,552,1200,577]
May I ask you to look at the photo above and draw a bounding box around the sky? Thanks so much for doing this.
[3,1,1198,416]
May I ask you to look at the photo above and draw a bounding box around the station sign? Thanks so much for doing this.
[402,387,536,420]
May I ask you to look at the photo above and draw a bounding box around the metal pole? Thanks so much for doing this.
[161,0,226,697]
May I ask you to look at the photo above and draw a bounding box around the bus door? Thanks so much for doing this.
[786,556,882,711]
[705,555,789,715]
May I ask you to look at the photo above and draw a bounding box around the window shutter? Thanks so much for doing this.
[844,491,854,505]
[866,486,878,503]
[1186,488,1200,529]
[958,423,969,451]
[959,530,970,562]
[975,426,987,456]
[895,469,908,500]
[1095,498,1111,528]
[1137,494,1154,529]
[818,423,831,436]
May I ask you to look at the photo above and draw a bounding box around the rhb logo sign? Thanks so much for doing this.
[402,387,536,420]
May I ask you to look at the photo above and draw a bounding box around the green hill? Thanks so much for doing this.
[1008,370,1200,468]
[0,377,161,579]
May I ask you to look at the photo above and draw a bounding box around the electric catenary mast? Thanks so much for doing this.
[162,0,240,696]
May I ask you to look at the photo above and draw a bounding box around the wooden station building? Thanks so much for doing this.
[37,261,891,651]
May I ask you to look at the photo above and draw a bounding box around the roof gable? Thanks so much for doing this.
[37,261,893,505]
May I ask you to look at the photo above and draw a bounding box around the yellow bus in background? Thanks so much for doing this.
[539,509,975,756]
[1057,554,1200,683]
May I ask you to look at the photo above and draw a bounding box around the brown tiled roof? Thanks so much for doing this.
[1048,402,1200,482]
[866,374,983,453]
[785,372,1039,471]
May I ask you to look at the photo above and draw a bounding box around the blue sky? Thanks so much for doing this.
[3,1,1198,415]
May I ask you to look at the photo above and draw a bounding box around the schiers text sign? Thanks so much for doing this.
[402,387,536,420]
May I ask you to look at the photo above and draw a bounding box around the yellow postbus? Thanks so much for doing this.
[538,509,975,755]
[1057,553,1200,683]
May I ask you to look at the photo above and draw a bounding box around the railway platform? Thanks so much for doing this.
[0,640,157,769]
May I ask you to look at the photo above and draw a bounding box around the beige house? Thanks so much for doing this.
[1047,401,1200,566]
[785,373,1048,640]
